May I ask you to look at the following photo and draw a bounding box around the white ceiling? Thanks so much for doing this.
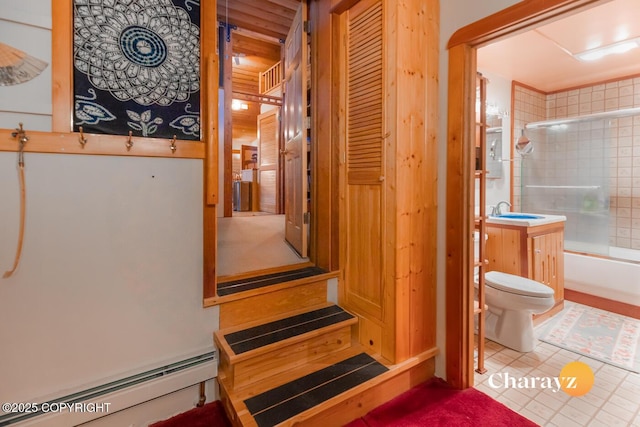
[478,0,640,92]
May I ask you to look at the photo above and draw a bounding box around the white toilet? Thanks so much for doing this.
[481,271,555,352]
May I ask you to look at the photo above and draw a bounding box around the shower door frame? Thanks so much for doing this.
[445,0,613,390]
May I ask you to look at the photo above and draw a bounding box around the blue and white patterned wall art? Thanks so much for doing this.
[73,0,201,140]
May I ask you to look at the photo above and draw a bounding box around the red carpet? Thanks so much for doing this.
[149,400,231,427]
[345,377,538,427]
[151,378,537,427]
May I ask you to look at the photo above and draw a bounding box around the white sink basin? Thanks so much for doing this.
[487,212,566,226]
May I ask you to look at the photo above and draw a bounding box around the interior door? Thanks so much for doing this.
[258,108,280,214]
[282,2,308,257]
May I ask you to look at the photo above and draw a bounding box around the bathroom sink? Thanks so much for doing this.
[494,213,543,219]
[486,212,567,226]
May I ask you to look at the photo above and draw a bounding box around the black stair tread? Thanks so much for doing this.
[224,305,354,355]
[243,352,388,427]
[217,266,327,296]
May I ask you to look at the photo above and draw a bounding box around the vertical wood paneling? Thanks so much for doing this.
[342,0,387,355]
[341,0,438,365]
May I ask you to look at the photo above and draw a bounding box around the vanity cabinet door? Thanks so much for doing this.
[529,230,564,303]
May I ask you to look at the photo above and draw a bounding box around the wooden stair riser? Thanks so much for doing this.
[222,351,436,427]
[229,327,353,391]
[219,280,329,329]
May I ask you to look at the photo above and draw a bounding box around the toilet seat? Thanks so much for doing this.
[485,271,554,298]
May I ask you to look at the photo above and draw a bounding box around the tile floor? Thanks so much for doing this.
[474,327,640,426]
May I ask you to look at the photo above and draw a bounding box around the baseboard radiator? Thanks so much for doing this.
[0,351,216,427]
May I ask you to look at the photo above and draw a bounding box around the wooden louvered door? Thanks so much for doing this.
[258,109,280,214]
[343,0,386,354]
[283,2,307,257]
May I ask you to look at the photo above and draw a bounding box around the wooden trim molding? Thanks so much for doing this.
[445,0,613,389]
[51,0,73,133]
[447,0,607,48]
[565,289,640,320]
[0,129,204,159]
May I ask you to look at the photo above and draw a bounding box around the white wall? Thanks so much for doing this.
[0,0,51,131]
[0,1,218,421]
[477,69,512,208]
[437,0,522,379]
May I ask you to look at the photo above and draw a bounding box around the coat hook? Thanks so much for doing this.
[170,135,177,153]
[125,131,133,151]
[78,126,87,148]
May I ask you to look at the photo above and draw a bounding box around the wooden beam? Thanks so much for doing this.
[232,90,282,106]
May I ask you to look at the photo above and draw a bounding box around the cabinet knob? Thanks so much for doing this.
[534,249,541,253]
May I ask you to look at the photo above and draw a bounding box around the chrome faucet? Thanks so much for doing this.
[491,200,511,216]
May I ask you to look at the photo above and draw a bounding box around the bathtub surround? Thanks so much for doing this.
[512,75,640,253]
[537,301,640,373]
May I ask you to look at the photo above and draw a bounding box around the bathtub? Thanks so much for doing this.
[564,248,640,306]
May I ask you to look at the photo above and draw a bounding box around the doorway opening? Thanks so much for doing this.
[216,0,311,279]
[446,0,618,389]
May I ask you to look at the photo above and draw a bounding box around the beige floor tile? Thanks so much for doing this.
[587,382,613,400]
[566,396,600,417]
[574,389,606,408]
[625,372,640,385]
[551,412,589,427]
[619,378,640,394]
[594,406,634,426]
[479,302,640,427]
[558,402,596,425]
[496,395,523,412]
[578,355,605,371]
[533,390,567,411]
[601,401,636,423]
[502,388,533,408]
[492,350,519,365]
[598,363,629,380]
[607,394,640,415]
[500,347,524,359]
[523,399,558,421]
[474,382,502,399]
[519,408,550,426]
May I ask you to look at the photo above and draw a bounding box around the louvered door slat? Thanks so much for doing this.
[347,0,383,185]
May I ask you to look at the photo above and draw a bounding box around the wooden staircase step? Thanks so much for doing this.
[214,303,358,390]
[217,266,327,297]
[221,304,355,358]
[245,352,387,427]
[219,346,394,427]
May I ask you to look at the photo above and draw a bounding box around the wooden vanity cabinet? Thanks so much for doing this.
[485,221,565,323]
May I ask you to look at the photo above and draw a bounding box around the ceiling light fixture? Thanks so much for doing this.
[574,37,640,62]
[231,99,249,111]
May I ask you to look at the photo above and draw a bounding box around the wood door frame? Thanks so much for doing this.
[203,0,338,304]
[445,0,613,389]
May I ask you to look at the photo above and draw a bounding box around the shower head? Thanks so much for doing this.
[515,129,534,157]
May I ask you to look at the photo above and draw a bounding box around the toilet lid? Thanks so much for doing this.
[485,271,554,297]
